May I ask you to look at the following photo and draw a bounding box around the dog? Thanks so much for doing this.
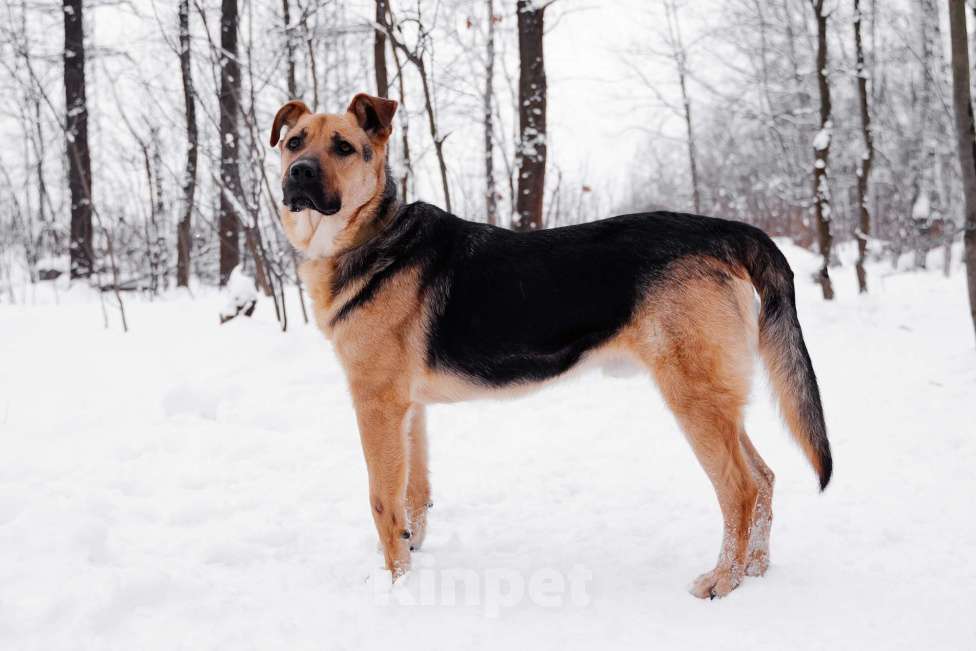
[269,93,832,599]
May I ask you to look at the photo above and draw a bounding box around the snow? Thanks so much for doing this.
[219,266,257,322]
[912,192,931,222]
[1,244,975,649]
[812,127,831,151]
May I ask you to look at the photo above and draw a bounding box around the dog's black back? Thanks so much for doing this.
[332,202,780,387]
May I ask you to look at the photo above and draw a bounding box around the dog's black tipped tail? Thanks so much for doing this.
[742,236,832,491]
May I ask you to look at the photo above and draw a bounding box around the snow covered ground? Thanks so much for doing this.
[1,243,974,650]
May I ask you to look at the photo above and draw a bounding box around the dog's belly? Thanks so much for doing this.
[413,342,645,404]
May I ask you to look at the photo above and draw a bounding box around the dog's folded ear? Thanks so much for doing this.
[347,93,398,143]
[270,100,311,147]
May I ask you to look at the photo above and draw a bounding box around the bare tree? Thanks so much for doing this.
[177,0,197,288]
[282,0,297,98]
[485,0,498,225]
[238,0,275,300]
[300,0,319,110]
[218,0,241,285]
[8,1,56,278]
[63,0,92,278]
[853,0,873,293]
[810,0,834,300]
[374,0,388,98]
[386,19,414,201]
[911,0,946,269]
[384,9,451,212]
[664,0,700,214]
[514,0,549,231]
[948,0,976,341]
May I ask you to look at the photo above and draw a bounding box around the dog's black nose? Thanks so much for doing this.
[289,158,318,181]
[283,157,340,214]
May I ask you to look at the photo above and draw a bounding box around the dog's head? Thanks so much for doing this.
[270,93,397,257]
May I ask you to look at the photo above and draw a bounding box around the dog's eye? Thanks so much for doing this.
[286,136,303,151]
[335,140,355,156]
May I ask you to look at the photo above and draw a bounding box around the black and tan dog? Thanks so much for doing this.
[270,93,832,599]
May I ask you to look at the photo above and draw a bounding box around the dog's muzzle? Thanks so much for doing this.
[283,158,341,215]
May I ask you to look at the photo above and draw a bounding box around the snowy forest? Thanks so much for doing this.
[1,0,975,335]
[2,2,976,648]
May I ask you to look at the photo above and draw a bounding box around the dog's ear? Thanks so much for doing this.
[347,93,398,143]
[270,100,310,147]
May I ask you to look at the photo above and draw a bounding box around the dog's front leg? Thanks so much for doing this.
[406,404,431,551]
[352,388,413,577]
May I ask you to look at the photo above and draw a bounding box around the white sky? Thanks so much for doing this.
[528,0,718,204]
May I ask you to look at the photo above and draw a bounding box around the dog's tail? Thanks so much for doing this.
[740,233,832,490]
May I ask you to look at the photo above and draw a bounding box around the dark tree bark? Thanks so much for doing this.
[853,0,873,293]
[374,0,389,98]
[948,0,976,342]
[282,0,296,98]
[484,0,498,225]
[177,0,197,288]
[810,0,834,300]
[514,0,548,231]
[63,0,93,278]
[218,0,242,285]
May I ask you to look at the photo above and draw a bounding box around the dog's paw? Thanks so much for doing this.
[744,551,769,577]
[408,524,427,552]
[407,504,430,551]
[689,565,742,600]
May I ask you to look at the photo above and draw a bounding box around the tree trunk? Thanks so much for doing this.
[912,0,944,269]
[374,0,388,98]
[34,97,50,263]
[303,10,318,110]
[148,131,166,293]
[419,64,452,213]
[665,0,700,214]
[484,0,498,225]
[177,0,197,288]
[219,0,241,286]
[386,19,413,200]
[678,70,700,214]
[853,0,873,294]
[63,0,93,278]
[384,13,450,212]
[810,0,834,300]
[514,0,547,231]
[282,0,296,98]
[948,0,976,342]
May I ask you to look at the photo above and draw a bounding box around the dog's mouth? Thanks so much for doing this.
[287,196,313,213]
[285,194,341,216]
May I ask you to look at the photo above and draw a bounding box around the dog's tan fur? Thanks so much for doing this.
[272,95,781,597]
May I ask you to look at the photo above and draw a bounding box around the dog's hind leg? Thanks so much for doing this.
[649,352,758,599]
[639,272,760,598]
[669,401,758,599]
[739,431,774,577]
[406,405,432,551]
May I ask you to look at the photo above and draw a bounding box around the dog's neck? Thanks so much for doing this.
[332,165,400,256]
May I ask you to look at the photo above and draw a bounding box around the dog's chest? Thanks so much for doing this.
[298,259,344,336]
